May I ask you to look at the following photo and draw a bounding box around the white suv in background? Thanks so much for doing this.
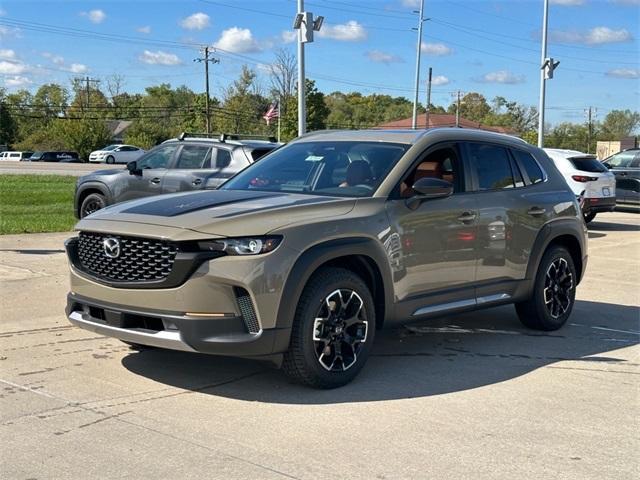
[88,144,145,164]
[544,149,616,223]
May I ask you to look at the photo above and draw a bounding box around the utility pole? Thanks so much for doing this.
[425,67,432,130]
[585,106,596,154]
[453,90,463,127]
[537,0,549,147]
[80,76,100,112]
[292,1,324,137]
[194,46,219,134]
[411,0,425,130]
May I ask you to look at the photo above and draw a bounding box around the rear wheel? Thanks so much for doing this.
[282,267,375,389]
[515,246,576,331]
[583,211,596,223]
[80,193,106,218]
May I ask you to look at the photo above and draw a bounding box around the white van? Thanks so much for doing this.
[0,151,33,161]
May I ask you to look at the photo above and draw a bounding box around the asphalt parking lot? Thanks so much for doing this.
[1,212,638,479]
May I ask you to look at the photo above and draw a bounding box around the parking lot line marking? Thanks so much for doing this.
[570,323,640,336]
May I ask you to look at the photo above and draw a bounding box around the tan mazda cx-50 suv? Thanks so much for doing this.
[65,129,588,388]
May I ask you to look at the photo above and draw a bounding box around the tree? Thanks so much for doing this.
[219,66,269,134]
[0,88,17,146]
[52,118,112,160]
[448,92,491,122]
[599,109,640,140]
[281,79,329,140]
[269,48,297,104]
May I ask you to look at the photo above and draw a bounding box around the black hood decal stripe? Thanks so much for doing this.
[122,190,284,217]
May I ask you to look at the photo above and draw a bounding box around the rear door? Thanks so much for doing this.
[161,144,213,194]
[466,143,548,301]
[203,147,250,189]
[116,145,177,202]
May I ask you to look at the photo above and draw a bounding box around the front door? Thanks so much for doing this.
[385,143,478,311]
[117,145,177,202]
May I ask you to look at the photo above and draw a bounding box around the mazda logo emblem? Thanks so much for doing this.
[102,237,121,258]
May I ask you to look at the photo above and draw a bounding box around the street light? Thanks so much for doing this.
[537,0,560,147]
[292,1,323,136]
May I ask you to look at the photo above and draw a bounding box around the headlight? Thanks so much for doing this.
[198,236,282,256]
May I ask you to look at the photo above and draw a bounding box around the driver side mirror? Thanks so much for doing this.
[406,177,453,209]
[127,161,141,176]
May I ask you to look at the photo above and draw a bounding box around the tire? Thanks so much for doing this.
[583,211,596,223]
[80,193,106,218]
[515,246,577,331]
[106,155,115,164]
[282,267,376,389]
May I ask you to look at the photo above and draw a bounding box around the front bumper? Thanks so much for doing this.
[584,196,616,213]
[66,293,290,357]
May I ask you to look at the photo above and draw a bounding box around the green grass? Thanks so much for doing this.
[0,175,77,234]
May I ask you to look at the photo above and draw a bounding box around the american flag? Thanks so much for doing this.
[263,102,279,125]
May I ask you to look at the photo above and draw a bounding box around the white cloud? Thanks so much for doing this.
[137,26,151,34]
[0,25,21,39]
[67,63,88,74]
[550,0,585,5]
[42,52,65,65]
[478,70,525,84]
[365,50,404,64]
[549,26,633,45]
[0,60,27,75]
[139,50,182,65]
[431,75,450,86]
[609,0,640,4]
[281,30,297,44]
[5,76,32,88]
[421,42,453,56]
[0,49,16,60]
[0,7,6,16]
[179,12,210,31]
[606,68,640,79]
[401,0,421,7]
[81,9,106,24]
[214,27,262,53]
[318,21,367,42]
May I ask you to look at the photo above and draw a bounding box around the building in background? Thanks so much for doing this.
[376,113,513,135]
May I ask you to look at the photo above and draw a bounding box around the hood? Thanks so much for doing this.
[80,168,127,181]
[76,189,356,240]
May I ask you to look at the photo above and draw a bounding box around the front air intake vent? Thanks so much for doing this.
[234,287,260,333]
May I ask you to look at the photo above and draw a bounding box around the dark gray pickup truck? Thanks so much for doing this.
[74,134,279,218]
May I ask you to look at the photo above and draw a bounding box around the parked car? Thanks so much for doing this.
[65,128,587,388]
[602,148,640,210]
[29,151,80,162]
[74,133,279,218]
[544,149,616,223]
[89,144,145,164]
[0,151,33,161]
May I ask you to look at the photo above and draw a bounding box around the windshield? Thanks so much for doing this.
[222,141,409,197]
[30,151,43,159]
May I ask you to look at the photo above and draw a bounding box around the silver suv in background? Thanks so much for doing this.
[74,133,280,218]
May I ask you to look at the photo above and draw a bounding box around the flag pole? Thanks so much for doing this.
[277,97,281,143]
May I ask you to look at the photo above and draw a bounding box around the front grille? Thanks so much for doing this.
[77,232,178,283]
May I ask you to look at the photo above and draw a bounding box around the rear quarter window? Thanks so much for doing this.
[513,149,544,184]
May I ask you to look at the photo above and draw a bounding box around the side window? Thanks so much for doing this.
[608,151,635,168]
[216,148,232,168]
[400,145,461,198]
[137,145,177,170]
[468,143,515,190]
[175,145,211,169]
[513,149,544,184]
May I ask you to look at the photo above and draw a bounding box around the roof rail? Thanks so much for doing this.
[219,133,278,143]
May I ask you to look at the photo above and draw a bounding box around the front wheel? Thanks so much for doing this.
[80,193,106,218]
[282,267,375,388]
[515,246,577,331]
[106,155,115,164]
[583,211,596,223]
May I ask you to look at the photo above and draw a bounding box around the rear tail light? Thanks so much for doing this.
[572,175,598,182]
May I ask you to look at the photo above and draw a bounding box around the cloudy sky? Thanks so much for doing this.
[1,0,638,124]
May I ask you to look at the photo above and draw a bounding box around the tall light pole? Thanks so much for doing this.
[537,0,549,147]
[293,3,324,137]
[411,0,425,130]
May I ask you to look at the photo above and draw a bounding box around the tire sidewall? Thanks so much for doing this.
[80,193,106,218]
[296,271,376,387]
[532,246,577,330]
[106,155,115,164]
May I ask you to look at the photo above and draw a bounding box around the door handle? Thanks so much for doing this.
[457,212,476,223]
[150,177,161,184]
[192,178,203,186]
[528,207,546,216]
